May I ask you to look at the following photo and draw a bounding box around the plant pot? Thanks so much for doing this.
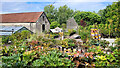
[71,47,73,52]
[62,47,65,51]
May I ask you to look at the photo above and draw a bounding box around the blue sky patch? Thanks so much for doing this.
[1,2,113,14]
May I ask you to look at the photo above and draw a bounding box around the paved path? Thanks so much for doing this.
[101,38,116,47]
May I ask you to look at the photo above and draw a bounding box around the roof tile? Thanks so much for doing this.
[0,12,43,23]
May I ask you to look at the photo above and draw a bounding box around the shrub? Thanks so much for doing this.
[32,49,75,67]
[79,28,90,43]
[115,38,120,45]
[99,40,109,48]
[4,30,32,44]
[2,36,9,44]
[50,21,60,29]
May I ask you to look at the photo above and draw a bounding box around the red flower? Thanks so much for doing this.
[74,53,79,57]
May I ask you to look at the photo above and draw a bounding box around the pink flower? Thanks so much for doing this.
[65,58,68,59]
[25,50,28,52]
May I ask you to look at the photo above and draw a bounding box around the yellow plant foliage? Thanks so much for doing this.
[23,50,33,56]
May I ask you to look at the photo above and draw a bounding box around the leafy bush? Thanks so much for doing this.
[99,40,109,48]
[2,30,31,44]
[2,54,26,67]
[74,11,101,25]
[2,36,9,44]
[115,38,120,45]
[32,49,75,67]
[79,28,90,43]
[50,21,60,29]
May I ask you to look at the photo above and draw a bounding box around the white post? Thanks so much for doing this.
[62,36,64,40]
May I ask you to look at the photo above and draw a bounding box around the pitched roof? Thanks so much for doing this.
[0,12,43,23]
[67,17,78,26]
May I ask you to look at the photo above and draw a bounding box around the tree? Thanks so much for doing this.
[97,9,104,16]
[98,1,120,37]
[57,5,74,25]
[44,5,57,22]
[74,11,101,25]
[61,23,66,30]
[44,5,74,26]
[50,21,60,29]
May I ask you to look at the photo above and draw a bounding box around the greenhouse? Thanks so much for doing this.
[0,26,32,36]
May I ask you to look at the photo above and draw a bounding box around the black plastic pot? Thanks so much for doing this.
[62,47,65,51]
[71,47,73,52]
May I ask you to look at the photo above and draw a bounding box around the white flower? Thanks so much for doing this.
[103,51,106,54]
[107,52,110,54]
[14,46,16,48]
[8,41,11,43]
[41,47,43,49]
[21,48,24,50]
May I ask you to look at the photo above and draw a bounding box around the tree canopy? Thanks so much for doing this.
[44,5,73,25]
[44,5,57,22]
[74,11,101,25]
[44,1,120,37]
[97,1,120,37]
[57,5,74,24]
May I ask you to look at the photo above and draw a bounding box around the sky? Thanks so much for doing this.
[0,0,118,14]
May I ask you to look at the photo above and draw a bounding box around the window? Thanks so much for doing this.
[45,21,47,23]
[43,16,44,21]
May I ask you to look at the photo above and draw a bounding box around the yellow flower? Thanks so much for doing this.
[23,51,33,56]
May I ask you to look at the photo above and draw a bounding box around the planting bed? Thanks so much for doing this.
[1,33,120,67]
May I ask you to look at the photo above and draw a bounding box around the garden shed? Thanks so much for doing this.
[67,17,78,30]
[0,26,33,36]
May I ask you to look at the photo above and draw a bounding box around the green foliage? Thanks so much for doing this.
[97,9,104,16]
[32,50,74,67]
[57,5,74,24]
[94,54,118,66]
[98,1,120,37]
[87,38,99,46]
[50,21,60,29]
[61,23,66,30]
[115,38,120,45]
[2,30,31,44]
[79,27,90,42]
[74,11,101,25]
[44,5,57,22]
[44,5,74,26]
[2,1,120,67]
[88,46,119,66]
[63,39,76,47]
[99,40,109,48]
[21,30,31,39]
[2,54,26,67]
[2,36,9,44]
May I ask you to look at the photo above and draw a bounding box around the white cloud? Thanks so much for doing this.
[0,2,50,14]
[1,0,118,2]
[53,2,112,12]
[0,2,113,14]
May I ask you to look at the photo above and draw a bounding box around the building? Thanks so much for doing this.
[66,17,78,30]
[0,26,33,36]
[0,12,50,33]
